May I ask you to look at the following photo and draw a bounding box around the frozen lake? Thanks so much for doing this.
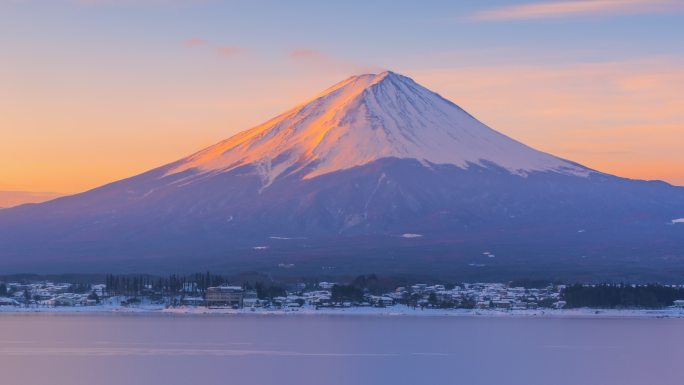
[0,313,681,385]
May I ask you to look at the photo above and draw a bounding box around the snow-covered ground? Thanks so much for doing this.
[400,233,423,238]
[2,304,684,319]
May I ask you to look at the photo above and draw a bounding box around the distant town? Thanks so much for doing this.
[2,273,684,313]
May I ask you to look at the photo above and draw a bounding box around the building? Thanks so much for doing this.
[492,300,512,309]
[51,296,77,307]
[369,295,394,307]
[181,296,204,306]
[0,297,19,306]
[205,286,244,308]
[243,290,258,308]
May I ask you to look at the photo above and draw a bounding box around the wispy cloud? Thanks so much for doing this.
[470,0,684,21]
[216,45,245,57]
[182,37,208,47]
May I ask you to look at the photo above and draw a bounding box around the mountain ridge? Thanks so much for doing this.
[164,71,591,190]
[0,71,682,279]
[0,190,64,209]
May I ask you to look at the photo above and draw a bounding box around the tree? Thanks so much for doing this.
[352,274,384,295]
[562,283,684,309]
[409,293,421,308]
[71,283,90,294]
[23,289,30,306]
[331,285,363,303]
[88,290,101,304]
[460,297,476,309]
[255,282,286,299]
[428,292,438,307]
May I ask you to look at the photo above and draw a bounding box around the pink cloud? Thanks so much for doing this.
[183,38,208,47]
[471,0,684,21]
[216,45,245,57]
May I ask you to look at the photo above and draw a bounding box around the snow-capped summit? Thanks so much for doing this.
[0,71,682,278]
[167,71,589,187]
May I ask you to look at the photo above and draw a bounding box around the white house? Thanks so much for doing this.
[51,296,77,307]
[0,297,19,306]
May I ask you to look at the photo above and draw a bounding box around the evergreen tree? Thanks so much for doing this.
[23,289,30,306]
[563,284,684,309]
[88,290,101,304]
[331,285,363,302]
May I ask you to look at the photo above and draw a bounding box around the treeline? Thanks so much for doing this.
[332,285,364,302]
[562,284,684,309]
[509,279,558,289]
[330,274,384,302]
[253,282,287,300]
[105,272,226,296]
[104,273,292,299]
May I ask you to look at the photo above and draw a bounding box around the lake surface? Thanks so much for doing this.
[0,313,681,385]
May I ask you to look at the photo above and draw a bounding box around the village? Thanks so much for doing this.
[3,278,684,312]
[0,278,570,310]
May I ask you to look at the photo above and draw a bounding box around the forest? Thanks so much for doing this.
[562,284,684,309]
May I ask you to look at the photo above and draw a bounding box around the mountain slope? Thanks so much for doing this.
[167,71,588,187]
[0,71,682,280]
[0,191,63,209]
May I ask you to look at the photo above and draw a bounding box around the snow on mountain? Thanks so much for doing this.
[1,71,682,278]
[167,71,590,187]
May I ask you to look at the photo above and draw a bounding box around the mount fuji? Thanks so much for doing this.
[1,71,683,280]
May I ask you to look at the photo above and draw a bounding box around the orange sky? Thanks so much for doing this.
[2,0,683,194]
[3,56,682,194]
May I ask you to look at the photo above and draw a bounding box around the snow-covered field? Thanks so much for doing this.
[2,304,683,319]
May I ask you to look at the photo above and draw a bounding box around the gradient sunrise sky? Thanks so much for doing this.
[2,0,683,195]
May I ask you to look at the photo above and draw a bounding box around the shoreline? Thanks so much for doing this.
[1,305,683,319]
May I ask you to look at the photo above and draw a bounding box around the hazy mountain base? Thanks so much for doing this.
[1,159,682,281]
